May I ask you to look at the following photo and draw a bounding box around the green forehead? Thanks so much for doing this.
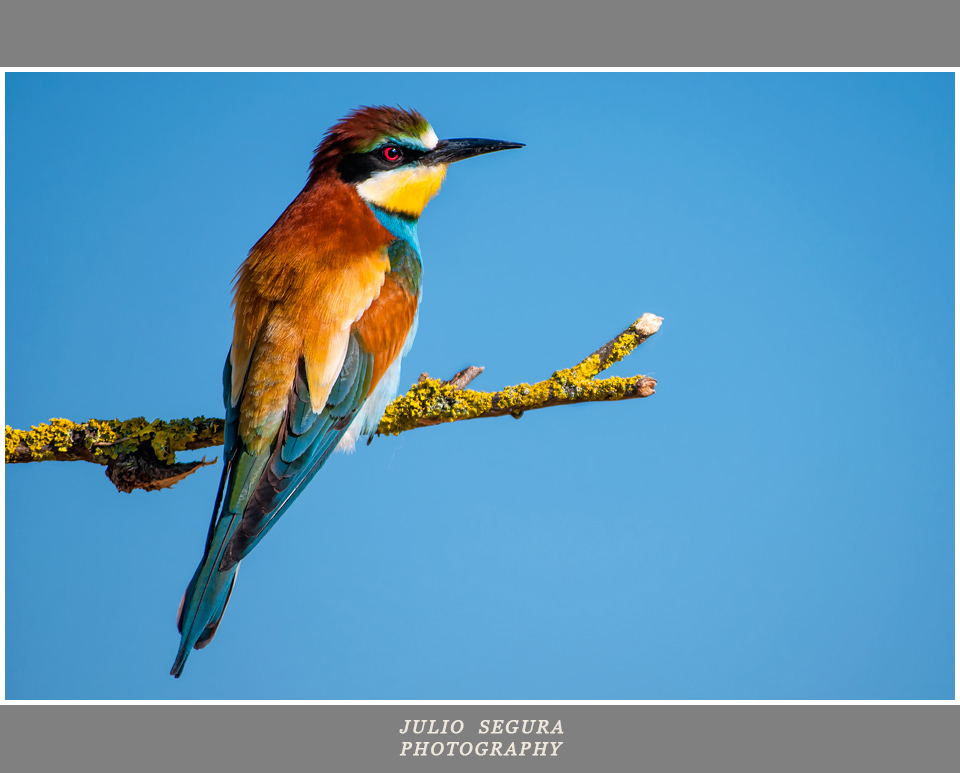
[357,127,432,154]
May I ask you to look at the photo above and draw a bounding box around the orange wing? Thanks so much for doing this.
[230,179,395,452]
[351,272,419,392]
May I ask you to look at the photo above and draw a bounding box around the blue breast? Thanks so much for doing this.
[368,203,423,297]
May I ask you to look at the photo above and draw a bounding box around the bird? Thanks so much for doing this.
[170,106,523,677]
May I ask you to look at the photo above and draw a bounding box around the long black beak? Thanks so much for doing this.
[421,138,524,165]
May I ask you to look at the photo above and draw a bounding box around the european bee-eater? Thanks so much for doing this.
[171,106,522,677]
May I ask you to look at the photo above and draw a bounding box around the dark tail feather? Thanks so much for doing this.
[170,515,241,678]
[194,567,239,649]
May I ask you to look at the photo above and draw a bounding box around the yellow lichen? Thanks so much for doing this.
[375,364,649,436]
[5,427,19,460]
[377,378,496,435]
[5,418,80,462]
[5,416,226,466]
[569,328,642,381]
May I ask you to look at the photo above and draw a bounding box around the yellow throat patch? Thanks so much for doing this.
[356,163,448,218]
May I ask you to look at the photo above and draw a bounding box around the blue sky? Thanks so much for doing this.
[4,73,954,699]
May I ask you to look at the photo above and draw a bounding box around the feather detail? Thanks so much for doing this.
[308,106,430,182]
[231,177,393,407]
[351,274,419,391]
[230,178,393,450]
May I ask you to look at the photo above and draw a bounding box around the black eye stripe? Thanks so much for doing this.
[337,144,428,184]
[378,144,426,165]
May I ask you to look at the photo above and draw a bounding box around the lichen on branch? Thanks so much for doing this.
[5,314,663,491]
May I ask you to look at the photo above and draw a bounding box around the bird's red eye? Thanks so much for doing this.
[382,146,401,162]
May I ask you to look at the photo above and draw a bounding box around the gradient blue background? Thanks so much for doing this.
[4,73,954,699]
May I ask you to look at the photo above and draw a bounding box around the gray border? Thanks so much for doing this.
[2,3,957,772]
[1,2,959,65]
[2,705,959,772]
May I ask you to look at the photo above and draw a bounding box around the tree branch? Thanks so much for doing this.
[5,314,662,491]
